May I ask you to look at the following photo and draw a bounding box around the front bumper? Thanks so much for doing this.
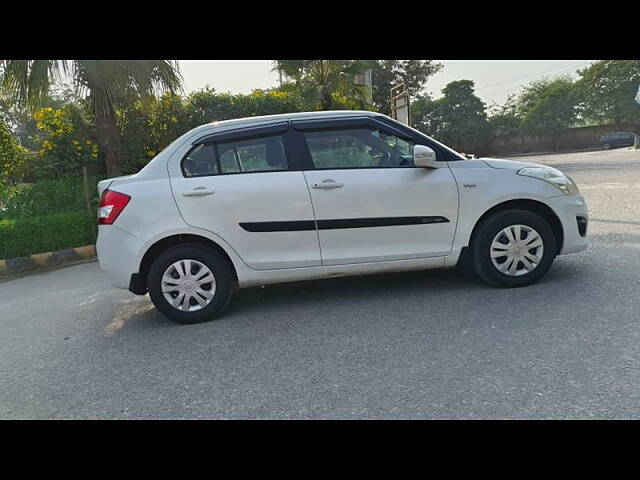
[545,194,588,255]
[96,225,145,289]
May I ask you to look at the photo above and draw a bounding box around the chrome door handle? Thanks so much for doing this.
[312,180,343,189]
[182,187,214,197]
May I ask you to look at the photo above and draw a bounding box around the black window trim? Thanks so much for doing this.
[291,116,413,141]
[193,121,289,145]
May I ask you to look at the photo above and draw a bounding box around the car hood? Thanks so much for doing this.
[480,158,544,170]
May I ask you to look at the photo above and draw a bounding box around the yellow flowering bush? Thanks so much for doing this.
[31,105,100,179]
[33,106,75,138]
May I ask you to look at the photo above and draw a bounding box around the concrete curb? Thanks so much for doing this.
[0,245,96,277]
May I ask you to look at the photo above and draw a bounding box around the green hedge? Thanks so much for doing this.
[0,176,103,259]
[0,211,96,259]
[0,176,103,220]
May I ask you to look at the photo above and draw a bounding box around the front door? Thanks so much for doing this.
[300,126,459,266]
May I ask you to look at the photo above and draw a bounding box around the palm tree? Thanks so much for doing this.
[0,60,182,176]
[274,60,373,110]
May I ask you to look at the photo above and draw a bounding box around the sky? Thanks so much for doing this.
[178,60,596,109]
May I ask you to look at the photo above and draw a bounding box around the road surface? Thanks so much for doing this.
[2,148,639,419]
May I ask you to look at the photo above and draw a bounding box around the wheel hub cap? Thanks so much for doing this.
[490,224,544,277]
[161,259,216,312]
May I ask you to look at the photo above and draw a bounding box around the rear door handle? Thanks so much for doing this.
[182,186,215,197]
[312,179,343,189]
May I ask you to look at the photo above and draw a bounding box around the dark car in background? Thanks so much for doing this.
[600,132,637,150]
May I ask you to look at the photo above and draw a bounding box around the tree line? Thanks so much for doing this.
[1,59,639,184]
[412,61,640,152]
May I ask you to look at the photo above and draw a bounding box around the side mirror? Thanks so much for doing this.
[413,145,442,168]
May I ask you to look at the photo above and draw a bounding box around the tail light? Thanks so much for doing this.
[98,189,131,225]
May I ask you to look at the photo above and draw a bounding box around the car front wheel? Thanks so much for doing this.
[148,244,234,324]
[471,209,556,288]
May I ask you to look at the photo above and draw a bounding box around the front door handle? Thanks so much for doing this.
[312,179,344,189]
[182,186,215,197]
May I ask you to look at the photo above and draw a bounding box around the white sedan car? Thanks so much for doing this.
[96,111,588,324]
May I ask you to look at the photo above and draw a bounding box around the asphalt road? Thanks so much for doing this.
[2,148,640,419]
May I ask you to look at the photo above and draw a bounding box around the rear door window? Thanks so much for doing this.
[216,135,288,174]
[182,144,218,177]
[181,135,288,177]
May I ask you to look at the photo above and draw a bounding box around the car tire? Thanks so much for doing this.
[471,209,556,288]
[603,143,611,150]
[148,244,234,324]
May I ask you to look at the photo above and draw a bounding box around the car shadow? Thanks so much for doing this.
[222,262,583,318]
[106,267,482,333]
[229,268,475,308]
[109,255,599,333]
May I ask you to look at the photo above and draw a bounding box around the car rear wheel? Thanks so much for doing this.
[471,209,556,288]
[148,244,234,324]
[603,143,611,150]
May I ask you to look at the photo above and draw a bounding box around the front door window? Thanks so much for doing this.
[304,128,415,169]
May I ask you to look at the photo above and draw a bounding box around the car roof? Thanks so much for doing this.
[206,110,383,129]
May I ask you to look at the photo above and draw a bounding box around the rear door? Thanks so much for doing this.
[170,123,321,270]
[294,119,459,266]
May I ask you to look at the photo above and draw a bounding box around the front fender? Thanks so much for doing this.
[448,164,562,259]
